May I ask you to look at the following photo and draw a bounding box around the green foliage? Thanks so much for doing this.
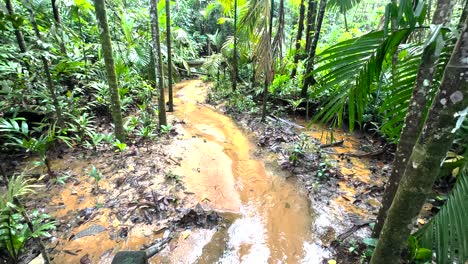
[88,165,103,191]
[415,171,468,264]
[0,173,55,262]
[160,124,173,135]
[113,139,127,153]
[289,134,310,166]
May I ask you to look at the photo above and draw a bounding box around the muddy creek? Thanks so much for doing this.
[42,80,379,264]
[164,80,316,263]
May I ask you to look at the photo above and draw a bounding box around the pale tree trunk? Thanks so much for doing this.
[165,0,174,112]
[301,0,326,98]
[372,0,454,238]
[4,0,27,53]
[93,0,125,142]
[23,1,64,127]
[290,0,306,77]
[232,0,238,91]
[51,0,66,54]
[150,0,167,127]
[370,17,468,264]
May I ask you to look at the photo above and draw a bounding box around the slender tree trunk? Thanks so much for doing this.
[4,0,27,53]
[301,0,326,98]
[370,18,468,263]
[51,0,66,54]
[372,0,454,238]
[24,2,64,127]
[93,0,125,142]
[291,0,306,78]
[305,0,317,53]
[344,10,348,31]
[150,0,167,127]
[232,0,238,91]
[165,0,174,112]
[77,9,87,65]
[261,0,274,122]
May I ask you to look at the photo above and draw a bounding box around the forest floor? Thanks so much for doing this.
[3,79,431,264]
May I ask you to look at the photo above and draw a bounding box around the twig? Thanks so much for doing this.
[168,157,181,166]
[319,140,344,148]
[336,221,372,242]
[146,236,172,258]
[267,115,305,129]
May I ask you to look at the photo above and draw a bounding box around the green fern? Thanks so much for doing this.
[415,171,468,264]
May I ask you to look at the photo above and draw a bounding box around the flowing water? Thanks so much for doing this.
[159,80,321,263]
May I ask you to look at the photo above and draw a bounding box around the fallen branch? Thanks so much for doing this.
[320,140,344,149]
[267,115,305,129]
[336,221,372,242]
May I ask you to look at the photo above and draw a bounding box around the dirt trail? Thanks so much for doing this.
[157,80,320,263]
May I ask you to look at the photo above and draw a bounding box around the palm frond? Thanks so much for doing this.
[311,29,409,131]
[379,46,422,140]
[328,0,362,13]
[415,171,468,264]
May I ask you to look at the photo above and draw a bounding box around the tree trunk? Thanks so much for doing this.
[261,0,274,122]
[93,0,125,142]
[301,0,326,98]
[51,0,66,54]
[165,0,174,112]
[290,0,306,78]
[24,3,64,127]
[370,17,468,264]
[305,0,317,53]
[150,0,167,127]
[232,0,238,91]
[372,0,454,239]
[4,0,27,53]
[344,10,348,31]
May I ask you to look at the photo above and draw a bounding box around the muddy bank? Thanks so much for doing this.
[210,90,393,262]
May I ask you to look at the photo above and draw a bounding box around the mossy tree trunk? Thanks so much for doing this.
[4,0,27,53]
[301,0,326,98]
[150,0,167,127]
[24,2,64,127]
[372,0,455,238]
[370,18,468,264]
[93,0,125,142]
[165,0,174,112]
[290,0,306,78]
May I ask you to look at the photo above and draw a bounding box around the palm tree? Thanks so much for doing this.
[150,0,167,127]
[370,16,468,263]
[93,0,126,141]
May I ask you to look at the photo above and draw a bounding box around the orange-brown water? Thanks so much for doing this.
[161,80,316,263]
